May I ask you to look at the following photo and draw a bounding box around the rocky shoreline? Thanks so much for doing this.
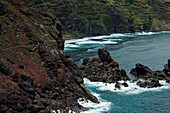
[80,48,170,89]
[0,0,170,113]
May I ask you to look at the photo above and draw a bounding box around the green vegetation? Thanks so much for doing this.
[63,30,86,38]
[26,0,169,38]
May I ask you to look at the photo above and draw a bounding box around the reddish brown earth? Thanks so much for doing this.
[0,0,98,112]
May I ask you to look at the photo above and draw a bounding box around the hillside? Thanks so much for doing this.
[0,0,98,112]
[51,0,170,37]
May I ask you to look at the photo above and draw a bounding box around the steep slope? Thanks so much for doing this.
[0,0,98,112]
[49,0,170,37]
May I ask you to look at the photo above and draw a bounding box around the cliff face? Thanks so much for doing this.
[52,0,170,37]
[0,0,98,112]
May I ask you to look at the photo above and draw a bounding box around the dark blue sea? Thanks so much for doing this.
[64,31,170,113]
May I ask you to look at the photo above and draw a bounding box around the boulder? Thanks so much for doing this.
[18,75,35,93]
[137,81,147,88]
[154,71,167,80]
[166,77,170,83]
[115,82,121,89]
[136,79,162,88]
[120,69,129,80]
[147,79,162,88]
[122,82,129,87]
[130,63,153,79]
[98,49,112,63]
[0,63,12,75]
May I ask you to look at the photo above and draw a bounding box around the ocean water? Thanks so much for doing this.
[64,31,170,113]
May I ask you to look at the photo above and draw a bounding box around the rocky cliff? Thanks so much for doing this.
[0,0,98,112]
[52,0,170,37]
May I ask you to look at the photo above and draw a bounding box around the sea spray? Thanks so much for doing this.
[78,91,112,113]
[84,78,170,95]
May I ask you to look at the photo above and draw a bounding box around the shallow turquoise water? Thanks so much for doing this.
[65,31,170,113]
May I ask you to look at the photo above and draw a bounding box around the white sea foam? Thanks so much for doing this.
[78,92,112,113]
[87,49,96,52]
[65,39,80,44]
[83,78,170,95]
[135,31,161,36]
[110,33,126,37]
[64,31,169,51]
[90,35,112,39]
[161,31,170,33]
[65,38,89,44]
[64,44,79,48]
[64,48,76,51]
[76,40,117,45]
[55,109,75,113]
[108,38,122,41]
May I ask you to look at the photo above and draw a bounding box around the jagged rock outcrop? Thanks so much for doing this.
[81,49,129,83]
[0,0,98,112]
[130,60,170,88]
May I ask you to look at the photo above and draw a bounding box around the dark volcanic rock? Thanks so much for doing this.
[115,82,121,89]
[18,75,35,93]
[131,60,170,81]
[81,49,129,83]
[131,60,170,88]
[0,63,12,75]
[114,82,129,89]
[166,77,170,83]
[0,1,99,112]
[137,79,162,88]
[163,59,170,76]
[130,63,153,78]
[0,104,8,113]
[122,82,129,87]
[148,79,162,88]
[98,49,113,63]
[136,81,147,88]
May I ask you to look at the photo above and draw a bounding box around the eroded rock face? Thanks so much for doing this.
[130,61,170,81]
[81,49,129,83]
[130,63,153,79]
[0,0,98,112]
[130,60,170,87]
[98,49,113,63]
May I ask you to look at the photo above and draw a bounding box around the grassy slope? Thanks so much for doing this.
[47,0,170,38]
